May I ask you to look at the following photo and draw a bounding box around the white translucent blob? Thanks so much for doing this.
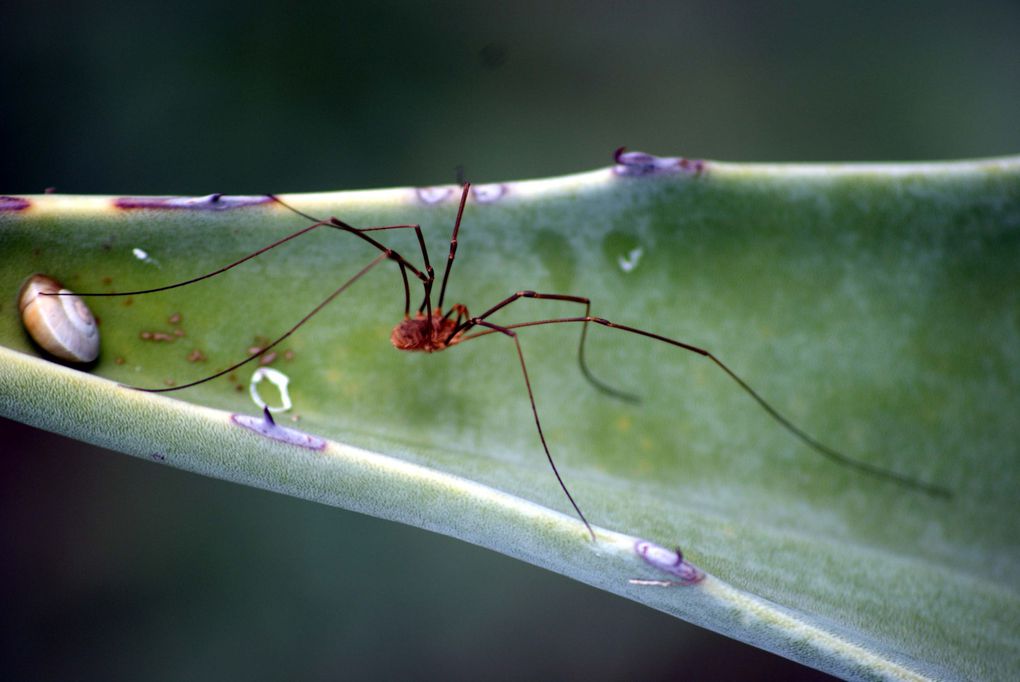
[617,247,643,273]
[249,367,293,413]
[132,247,160,266]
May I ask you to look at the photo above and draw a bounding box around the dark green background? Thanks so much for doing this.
[2,1,1018,679]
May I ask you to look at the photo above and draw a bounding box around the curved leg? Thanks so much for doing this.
[63,204,431,318]
[450,290,639,402]
[463,315,951,499]
[63,196,439,331]
[127,253,390,393]
[270,194,440,327]
[270,194,435,289]
[64,218,336,298]
[437,183,471,311]
[471,318,596,541]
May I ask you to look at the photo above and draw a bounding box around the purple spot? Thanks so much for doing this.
[0,196,31,211]
[150,453,167,462]
[416,186,454,205]
[114,194,273,211]
[635,539,704,585]
[231,412,326,450]
[471,183,507,203]
[613,148,706,177]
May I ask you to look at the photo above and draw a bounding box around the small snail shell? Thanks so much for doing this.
[18,274,100,363]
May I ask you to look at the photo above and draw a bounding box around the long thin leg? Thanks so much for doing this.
[56,205,429,320]
[437,183,471,311]
[362,225,436,316]
[129,252,389,393]
[270,193,440,321]
[269,194,435,286]
[285,183,463,335]
[326,217,435,333]
[471,319,596,541]
[60,220,333,298]
[448,290,638,402]
[310,223,437,319]
[460,315,951,499]
[300,221,436,318]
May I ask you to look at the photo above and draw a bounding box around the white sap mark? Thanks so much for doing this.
[249,367,293,413]
[232,408,326,450]
[471,183,507,203]
[617,247,643,273]
[132,247,160,267]
[630,539,704,586]
[416,186,454,204]
[613,149,706,176]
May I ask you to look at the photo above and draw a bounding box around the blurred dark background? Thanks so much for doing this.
[2,1,1018,680]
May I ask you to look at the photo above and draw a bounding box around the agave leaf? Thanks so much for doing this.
[2,156,1018,680]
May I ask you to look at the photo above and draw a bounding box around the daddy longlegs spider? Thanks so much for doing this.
[51,182,951,541]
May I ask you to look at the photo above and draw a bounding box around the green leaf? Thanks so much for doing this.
[2,156,1018,680]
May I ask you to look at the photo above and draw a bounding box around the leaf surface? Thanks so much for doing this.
[2,156,1018,680]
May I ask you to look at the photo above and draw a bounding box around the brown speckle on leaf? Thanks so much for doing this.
[140,331,176,342]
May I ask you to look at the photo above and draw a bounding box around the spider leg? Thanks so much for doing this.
[437,183,471,311]
[470,318,596,541]
[268,194,437,321]
[465,315,951,499]
[125,252,389,393]
[452,290,638,402]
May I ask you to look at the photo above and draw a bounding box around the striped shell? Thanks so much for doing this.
[18,274,100,363]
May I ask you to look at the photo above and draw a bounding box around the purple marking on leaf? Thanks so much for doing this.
[114,194,273,211]
[635,539,705,585]
[471,183,507,203]
[416,186,455,205]
[231,412,326,450]
[613,149,706,177]
[0,196,31,211]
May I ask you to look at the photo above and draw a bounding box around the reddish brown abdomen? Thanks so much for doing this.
[390,312,459,352]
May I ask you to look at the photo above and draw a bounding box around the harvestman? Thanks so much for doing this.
[54,183,950,540]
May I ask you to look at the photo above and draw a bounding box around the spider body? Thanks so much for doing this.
[390,310,463,352]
